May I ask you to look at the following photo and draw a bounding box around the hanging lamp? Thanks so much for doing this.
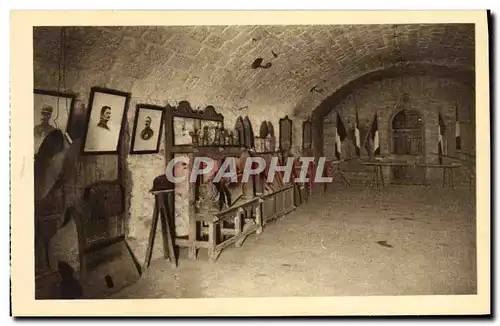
[392,25,410,112]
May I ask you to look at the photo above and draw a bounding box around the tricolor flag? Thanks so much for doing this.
[335,113,347,160]
[354,109,361,156]
[438,112,446,164]
[365,113,380,157]
[455,105,461,150]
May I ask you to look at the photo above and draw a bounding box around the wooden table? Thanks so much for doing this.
[450,151,476,191]
[363,161,461,189]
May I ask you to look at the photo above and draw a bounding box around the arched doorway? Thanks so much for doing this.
[391,109,426,184]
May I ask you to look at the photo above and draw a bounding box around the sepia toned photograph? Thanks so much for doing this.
[10,10,490,317]
[82,87,130,154]
[33,89,75,153]
[130,104,165,154]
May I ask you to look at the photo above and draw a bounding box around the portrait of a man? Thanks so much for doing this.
[97,106,113,131]
[83,88,130,154]
[34,105,56,152]
[140,116,154,141]
[33,90,75,154]
[130,105,164,154]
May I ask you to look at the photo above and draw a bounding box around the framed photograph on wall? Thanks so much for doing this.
[130,104,165,154]
[33,89,76,154]
[82,87,131,155]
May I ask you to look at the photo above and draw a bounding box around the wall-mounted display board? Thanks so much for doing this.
[279,115,293,153]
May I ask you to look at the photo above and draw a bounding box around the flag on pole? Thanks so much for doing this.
[354,109,361,156]
[335,113,347,160]
[438,112,446,164]
[364,113,380,157]
[368,113,380,156]
[455,105,461,150]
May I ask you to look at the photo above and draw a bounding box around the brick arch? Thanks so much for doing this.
[310,63,474,157]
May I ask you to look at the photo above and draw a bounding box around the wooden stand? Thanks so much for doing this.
[143,189,177,271]
[442,166,455,190]
[456,150,476,191]
[371,165,385,188]
[321,159,352,194]
[330,160,351,187]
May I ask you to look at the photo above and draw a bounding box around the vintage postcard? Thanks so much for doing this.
[10,10,490,316]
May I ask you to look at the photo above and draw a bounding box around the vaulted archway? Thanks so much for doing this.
[310,63,474,158]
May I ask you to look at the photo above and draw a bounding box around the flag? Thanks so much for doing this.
[335,113,347,160]
[438,112,446,164]
[366,113,380,156]
[354,109,361,156]
[455,105,461,150]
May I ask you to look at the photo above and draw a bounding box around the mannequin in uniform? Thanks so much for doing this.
[34,105,56,153]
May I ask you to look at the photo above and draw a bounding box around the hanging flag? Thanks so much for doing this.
[354,109,361,156]
[368,113,380,156]
[335,113,347,160]
[455,105,461,150]
[363,123,373,157]
[438,112,446,164]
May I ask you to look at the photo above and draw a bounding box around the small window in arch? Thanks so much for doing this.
[392,110,423,130]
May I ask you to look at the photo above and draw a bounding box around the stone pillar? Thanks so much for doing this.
[311,113,324,159]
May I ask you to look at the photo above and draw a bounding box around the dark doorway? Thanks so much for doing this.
[391,110,426,185]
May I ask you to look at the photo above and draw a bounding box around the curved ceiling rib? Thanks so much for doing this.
[307,62,474,120]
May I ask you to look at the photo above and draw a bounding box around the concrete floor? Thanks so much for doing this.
[110,185,477,299]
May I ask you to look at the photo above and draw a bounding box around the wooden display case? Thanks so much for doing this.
[164,103,262,262]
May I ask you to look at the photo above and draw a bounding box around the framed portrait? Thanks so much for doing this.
[33,89,76,154]
[172,117,195,146]
[130,104,165,154]
[82,87,131,155]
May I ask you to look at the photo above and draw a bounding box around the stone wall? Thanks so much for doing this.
[322,75,475,185]
[34,26,304,268]
[34,24,474,269]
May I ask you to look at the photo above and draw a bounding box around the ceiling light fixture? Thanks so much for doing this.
[393,25,409,110]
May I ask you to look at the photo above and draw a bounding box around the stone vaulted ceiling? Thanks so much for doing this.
[34,24,475,117]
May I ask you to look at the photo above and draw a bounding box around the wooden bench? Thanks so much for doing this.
[185,197,263,262]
